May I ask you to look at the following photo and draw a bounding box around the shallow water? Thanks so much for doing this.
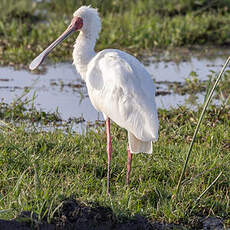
[0,54,227,122]
[146,56,224,82]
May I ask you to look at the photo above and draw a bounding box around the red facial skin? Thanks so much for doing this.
[71,17,83,31]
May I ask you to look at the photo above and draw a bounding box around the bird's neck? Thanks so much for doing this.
[73,32,96,80]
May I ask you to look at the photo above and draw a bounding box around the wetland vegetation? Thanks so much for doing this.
[1,0,230,66]
[0,0,230,229]
[0,101,229,229]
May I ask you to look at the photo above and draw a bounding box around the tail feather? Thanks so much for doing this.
[128,132,152,154]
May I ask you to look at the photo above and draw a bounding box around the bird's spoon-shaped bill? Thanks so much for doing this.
[29,26,75,70]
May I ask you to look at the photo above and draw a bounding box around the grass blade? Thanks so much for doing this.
[196,172,222,202]
[189,172,223,214]
[175,56,230,199]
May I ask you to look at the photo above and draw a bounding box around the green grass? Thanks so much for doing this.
[1,0,230,67]
[0,0,230,227]
[0,105,229,226]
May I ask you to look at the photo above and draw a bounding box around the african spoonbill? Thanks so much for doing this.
[30,6,158,194]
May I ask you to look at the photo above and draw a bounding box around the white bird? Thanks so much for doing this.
[30,6,158,194]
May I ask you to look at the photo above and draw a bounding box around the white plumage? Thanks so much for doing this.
[29,5,159,193]
[72,6,158,154]
[87,50,158,153]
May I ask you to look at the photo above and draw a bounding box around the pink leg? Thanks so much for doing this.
[106,118,112,194]
[126,145,132,185]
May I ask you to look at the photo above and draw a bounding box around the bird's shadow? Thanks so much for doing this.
[0,198,185,230]
[0,198,225,229]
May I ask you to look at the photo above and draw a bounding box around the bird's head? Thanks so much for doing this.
[29,6,101,70]
[72,6,101,38]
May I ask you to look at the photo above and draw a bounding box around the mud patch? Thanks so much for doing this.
[0,199,226,230]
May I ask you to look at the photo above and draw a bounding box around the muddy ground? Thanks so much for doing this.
[0,199,226,230]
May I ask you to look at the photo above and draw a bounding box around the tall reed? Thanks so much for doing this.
[175,56,230,199]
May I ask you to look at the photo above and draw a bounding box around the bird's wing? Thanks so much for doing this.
[86,49,158,142]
